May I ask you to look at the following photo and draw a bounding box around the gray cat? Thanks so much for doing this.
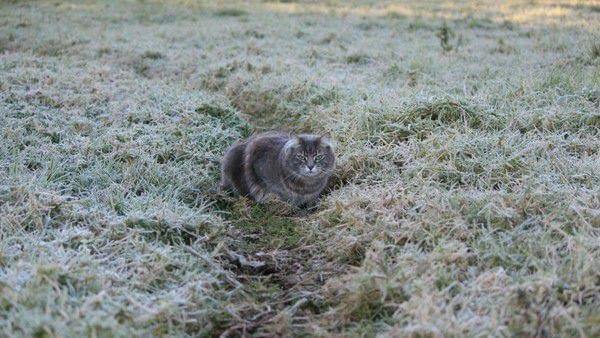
[220,131,335,207]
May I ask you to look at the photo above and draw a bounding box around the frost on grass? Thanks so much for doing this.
[1,1,599,337]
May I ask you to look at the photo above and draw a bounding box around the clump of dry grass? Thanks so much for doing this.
[1,0,599,337]
[215,8,248,17]
[436,22,456,52]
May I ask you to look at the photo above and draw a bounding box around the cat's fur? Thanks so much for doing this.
[220,131,335,206]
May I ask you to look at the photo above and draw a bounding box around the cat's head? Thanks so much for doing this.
[283,134,335,178]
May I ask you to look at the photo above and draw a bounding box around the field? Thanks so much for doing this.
[1,0,599,336]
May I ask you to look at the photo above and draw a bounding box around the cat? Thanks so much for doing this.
[219,131,335,207]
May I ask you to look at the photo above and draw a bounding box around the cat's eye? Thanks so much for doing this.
[295,154,304,161]
[315,154,325,162]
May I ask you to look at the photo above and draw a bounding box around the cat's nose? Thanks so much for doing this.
[307,164,314,170]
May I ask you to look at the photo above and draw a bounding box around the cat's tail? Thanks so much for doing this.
[243,141,268,202]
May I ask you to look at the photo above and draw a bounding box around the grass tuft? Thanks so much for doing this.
[346,53,371,64]
[141,50,164,60]
[590,44,600,59]
[214,8,248,17]
[436,22,455,52]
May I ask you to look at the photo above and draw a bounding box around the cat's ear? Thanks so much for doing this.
[283,137,300,155]
[320,133,333,149]
[287,132,303,145]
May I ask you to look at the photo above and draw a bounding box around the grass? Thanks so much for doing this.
[436,22,455,52]
[214,8,248,17]
[1,0,599,337]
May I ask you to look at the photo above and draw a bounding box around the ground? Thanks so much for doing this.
[0,0,599,337]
